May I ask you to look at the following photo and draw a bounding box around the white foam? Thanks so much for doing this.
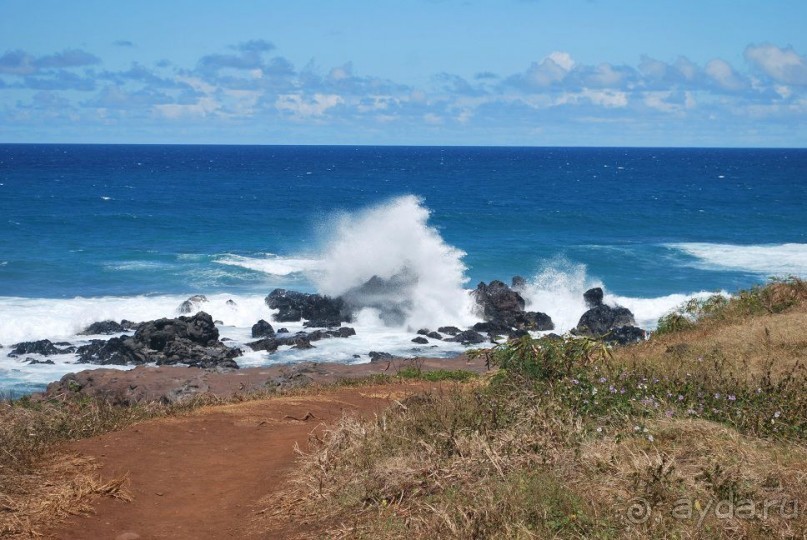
[216,254,322,276]
[668,242,807,276]
[312,195,477,330]
[520,259,719,332]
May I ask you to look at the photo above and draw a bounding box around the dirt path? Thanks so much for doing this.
[46,383,430,539]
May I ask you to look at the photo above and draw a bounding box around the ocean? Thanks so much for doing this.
[1,144,805,395]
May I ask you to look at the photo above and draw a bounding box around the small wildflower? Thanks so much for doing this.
[634,425,641,432]
[642,427,648,433]
[647,435,654,442]
[714,393,721,400]
[678,394,684,401]
[774,411,781,418]
[609,385,617,394]
[665,409,674,418]
[591,387,598,396]
[599,376,607,384]
[596,427,603,433]
[728,395,736,401]
[572,378,579,385]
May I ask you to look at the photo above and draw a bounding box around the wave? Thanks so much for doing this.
[668,242,807,277]
[520,259,718,332]
[312,195,477,330]
[216,254,322,276]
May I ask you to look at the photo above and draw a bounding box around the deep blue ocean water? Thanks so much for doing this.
[1,144,805,394]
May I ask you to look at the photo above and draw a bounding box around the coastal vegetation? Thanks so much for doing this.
[261,278,806,538]
[0,278,804,538]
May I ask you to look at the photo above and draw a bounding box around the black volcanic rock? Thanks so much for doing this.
[77,312,241,369]
[251,319,275,338]
[265,289,350,323]
[472,280,526,321]
[411,336,429,344]
[7,339,73,358]
[79,320,127,335]
[604,325,647,345]
[583,287,604,308]
[575,305,635,337]
[448,330,487,345]
[437,326,461,336]
[178,294,208,314]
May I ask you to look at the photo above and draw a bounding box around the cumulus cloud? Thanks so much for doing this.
[704,59,748,91]
[745,43,807,86]
[0,48,100,76]
[276,93,343,118]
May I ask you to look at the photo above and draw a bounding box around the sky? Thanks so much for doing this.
[1,0,806,146]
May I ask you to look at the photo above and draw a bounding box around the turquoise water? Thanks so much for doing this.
[1,144,805,394]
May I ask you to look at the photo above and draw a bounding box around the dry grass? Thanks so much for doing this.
[0,453,130,538]
[261,280,807,539]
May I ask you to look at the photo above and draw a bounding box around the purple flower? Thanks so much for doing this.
[572,379,580,385]
[728,395,736,401]
[678,395,684,401]
[599,377,607,384]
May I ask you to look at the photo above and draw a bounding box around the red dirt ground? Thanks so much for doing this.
[46,383,435,539]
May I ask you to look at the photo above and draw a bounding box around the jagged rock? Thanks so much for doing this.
[513,311,554,331]
[265,289,350,323]
[226,299,237,307]
[584,287,604,308]
[76,337,149,365]
[472,280,526,320]
[332,327,356,338]
[79,320,127,335]
[438,326,461,336]
[77,312,240,369]
[178,294,208,314]
[604,325,646,345]
[25,358,55,365]
[369,351,395,363]
[411,336,429,344]
[511,275,527,290]
[427,331,443,340]
[416,328,430,336]
[251,319,275,338]
[448,330,487,345]
[7,339,73,358]
[508,329,530,340]
[277,328,289,333]
[121,320,141,331]
[341,270,415,326]
[247,338,279,353]
[575,304,635,337]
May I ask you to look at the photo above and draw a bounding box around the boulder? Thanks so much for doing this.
[437,326,461,336]
[574,304,635,337]
[448,330,487,345]
[77,312,240,369]
[411,336,429,344]
[341,270,416,326]
[78,320,127,335]
[369,351,395,363]
[511,275,527,290]
[178,294,208,314]
[265,289,350,323]
[513,311,554,331]
[7,339,73,358]
[604,325,646,345]
[25,358,55,365]
[251,319,275,338]
[472,280,526,321]
[427,331,443,340]
[583,287,604,308]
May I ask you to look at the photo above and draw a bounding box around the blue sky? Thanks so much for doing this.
[1,0,806,146]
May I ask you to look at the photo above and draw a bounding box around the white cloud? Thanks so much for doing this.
[275,93,343,117]
[525,51,575,87]
[744,43,807,86]
[704,59,746,91]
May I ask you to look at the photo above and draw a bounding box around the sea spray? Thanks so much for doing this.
[311,195,477,330]
[520,258,604,332]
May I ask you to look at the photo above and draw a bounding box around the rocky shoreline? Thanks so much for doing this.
[10,275,647,403]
